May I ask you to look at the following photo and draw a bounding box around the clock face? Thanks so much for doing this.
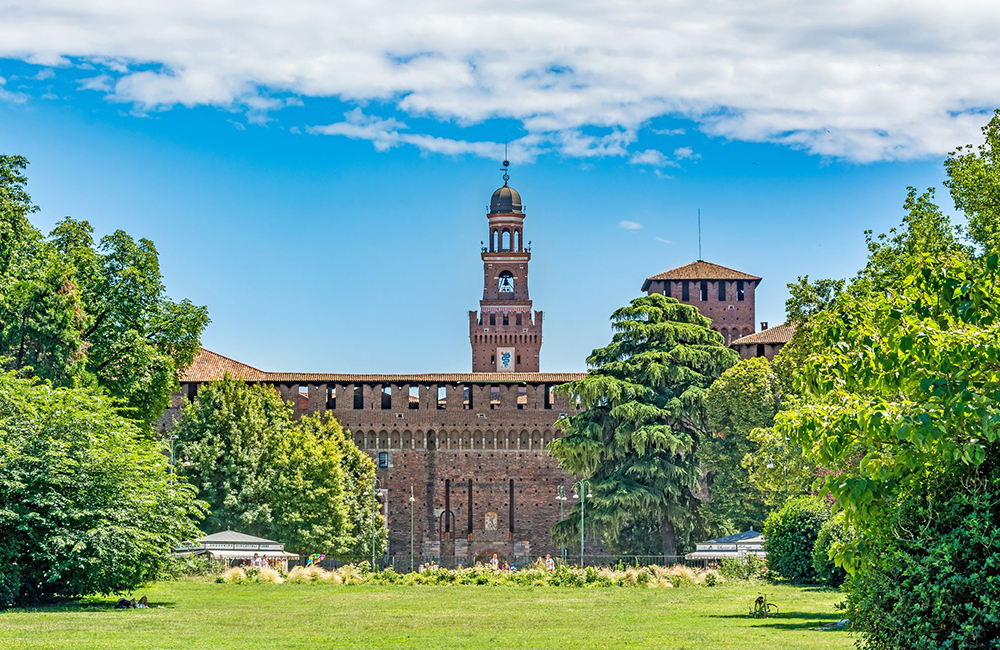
[498,272,514,293]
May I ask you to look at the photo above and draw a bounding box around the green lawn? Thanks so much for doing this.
[0,580,853,649]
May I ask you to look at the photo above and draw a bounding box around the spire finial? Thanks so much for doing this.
[501,138,510,185]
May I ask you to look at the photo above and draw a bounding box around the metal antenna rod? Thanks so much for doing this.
[698,208,703,261]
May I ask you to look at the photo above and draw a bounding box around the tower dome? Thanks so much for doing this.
[489,183,522,214]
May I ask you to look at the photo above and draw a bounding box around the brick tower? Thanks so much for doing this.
[469,163,542,371]
[641,260,761,345]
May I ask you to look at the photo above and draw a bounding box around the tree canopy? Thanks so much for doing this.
[701,357,780,532]
[176,378,384,559]
[0,369,205,607]
[548,293,737,556]
[0,155,208,428]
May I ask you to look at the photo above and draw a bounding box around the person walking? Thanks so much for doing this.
[545,554,555,572]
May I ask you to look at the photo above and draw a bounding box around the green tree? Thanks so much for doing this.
[326,417,387,562]
[50,219,209,427]
[177,379,384,559]
[761,496,828,583]
[0,156,86,384]
[945,108,1000,255]
[784,276,844,325]
[702,357,779,533]
[177,378,284,536]
[0,369,205,607]
[0,157,208,428]
[775,253,1000,573]
[549,293,737,556]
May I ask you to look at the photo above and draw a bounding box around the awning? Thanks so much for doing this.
[204,549,299,559]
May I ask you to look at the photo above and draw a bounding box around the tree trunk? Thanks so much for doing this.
[660,515,677,558]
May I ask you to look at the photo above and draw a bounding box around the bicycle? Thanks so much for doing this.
[749,593,779,618]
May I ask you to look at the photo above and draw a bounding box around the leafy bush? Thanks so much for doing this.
[846,476,1000,649]
[0,371,205,607]
[762,496,828,583]
[704,572,718,587]
[157,555,221,581]
[718,555,768,581]
[812,515,849,587]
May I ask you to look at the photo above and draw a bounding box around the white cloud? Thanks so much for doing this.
[79,74,113,92]
[651,128,686,136]
[630,149,678,166]
[673,146,700,160]
[34,68,55,80]
[0,1,998,161]
[619,220,643,230]
[655,236,673,244]
[309,108,544,159]
[0,76,26,104]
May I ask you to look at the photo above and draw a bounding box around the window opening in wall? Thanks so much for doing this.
[490,385,500,409]
[489,312,496,326]
[501,230,511,251]
[737,280,745,301]
[682,281,690,301]
[513,230,519,251]
[515,312,522,326]
[187,383,199,401]
[700,280,708,301]
[437,386,447,410]
[663,281,671,297]
[498,270,514,294]
[502,312,509,326]
[353,385,363,409]
[491,354,496,365]
[378,452,389,468]
[516,354,521,365]
[464,386,472,409]
[757,343,766,357]
[517,386,527,410]
[327,386,336,409]
[544,384,554,410]
[718,280,726,301]
[409,385,419,409]
[381,385,391,410]
[492,230,498,252]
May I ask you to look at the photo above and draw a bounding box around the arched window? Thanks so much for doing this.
[513,230,520,251]
[501,230,511,250]
[498,271,514,293]
[492,230,499,252]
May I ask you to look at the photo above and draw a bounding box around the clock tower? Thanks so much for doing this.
[469,163,543,372]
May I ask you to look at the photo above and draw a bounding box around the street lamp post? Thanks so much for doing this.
[168,435,179,473]
[409,484,416,572]
[556,485,567,563]
[573,480,592,567]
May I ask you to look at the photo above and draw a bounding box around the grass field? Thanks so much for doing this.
[0,580,853,649]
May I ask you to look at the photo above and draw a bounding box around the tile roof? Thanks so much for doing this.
[641,260,761,291]
[731,322,796,346]
[181,348,586,384]
[182,348,266,381]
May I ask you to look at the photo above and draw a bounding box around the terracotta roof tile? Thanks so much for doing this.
[642,260,761,291]
[181,349,585,384]
[182,348,266,381]
[731,322,796,346]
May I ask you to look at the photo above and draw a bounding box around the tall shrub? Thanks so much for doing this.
[0,370,205,606]
[762,496,827,583]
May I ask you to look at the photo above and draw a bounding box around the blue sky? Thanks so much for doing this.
[0,2,994,372]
